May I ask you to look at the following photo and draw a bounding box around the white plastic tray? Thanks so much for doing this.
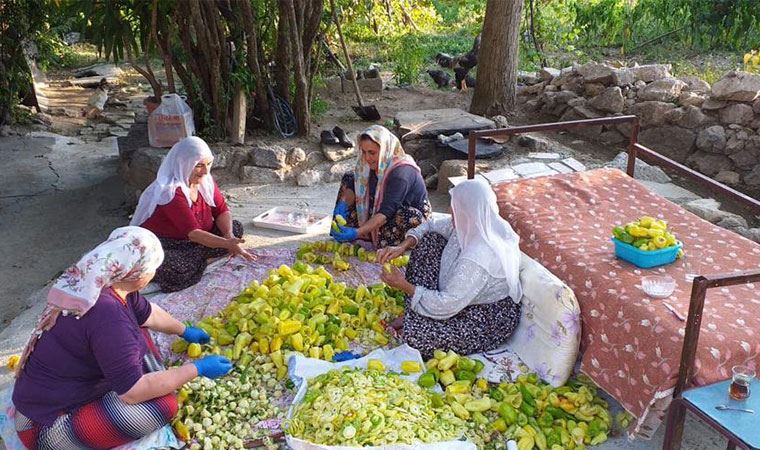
[252,206,331,234]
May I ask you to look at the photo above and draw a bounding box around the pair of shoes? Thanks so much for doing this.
[321,126,354,148]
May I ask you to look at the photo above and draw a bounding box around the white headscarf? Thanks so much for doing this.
[450,178,523,301]
[130,136,216,226]
[17,226,164,375]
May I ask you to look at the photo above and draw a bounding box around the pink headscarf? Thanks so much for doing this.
[16,226,164,375]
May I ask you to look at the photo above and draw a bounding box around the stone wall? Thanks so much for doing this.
[517,64,760,195]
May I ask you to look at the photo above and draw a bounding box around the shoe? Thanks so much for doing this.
[320,129,340,146]
[333,126,354,148]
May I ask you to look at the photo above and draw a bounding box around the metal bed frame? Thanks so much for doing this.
[465,116,760,447]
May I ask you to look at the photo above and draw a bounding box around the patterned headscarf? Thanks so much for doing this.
[16,226,164,375]
[354,125,419,243]
[130,136,216,226]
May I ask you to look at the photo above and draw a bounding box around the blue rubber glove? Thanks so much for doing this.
[193,355,233,379]
[334,224,358,242]
[181,325,210,344]
[333,351,362,362]
[333,201,350,220]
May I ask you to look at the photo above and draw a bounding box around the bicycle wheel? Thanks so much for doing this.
[270,93,297,138]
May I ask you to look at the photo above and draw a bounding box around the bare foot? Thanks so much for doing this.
[390,316,404,331]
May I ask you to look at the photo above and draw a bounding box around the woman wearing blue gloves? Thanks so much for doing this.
[331,125,430,248]
[13,227,232,450]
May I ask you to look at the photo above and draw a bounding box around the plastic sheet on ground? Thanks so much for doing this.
[284,344,476,450]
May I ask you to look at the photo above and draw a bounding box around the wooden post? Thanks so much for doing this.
[230,87,247,144]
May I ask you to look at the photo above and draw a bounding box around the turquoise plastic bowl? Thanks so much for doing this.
[612,238,682,268]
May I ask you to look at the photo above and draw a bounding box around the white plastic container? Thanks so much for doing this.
[148,94,196,148]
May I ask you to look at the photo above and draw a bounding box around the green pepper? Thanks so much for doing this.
[342,305,359,315]
[418,372,437,388]
[520,401,536,417]
[546,406,574,421]
[498,403,518,425]
[546,430,562,447]
[473,359,485,374]
[519,383,536,407]
[538,412,554,428]
[489,386,505,401]
[516,412,529,427]
[455,369,476,381]
[456,357,477,372]
[225,323,239,337]
[430,393,445,408]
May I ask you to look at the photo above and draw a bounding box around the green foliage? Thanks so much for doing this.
[388,34,427,85]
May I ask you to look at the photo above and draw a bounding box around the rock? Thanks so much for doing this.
[631,64,672,82]
[754,99,760,114]
[683,198,723,222]
[288,147,307,165]
[751,118,760,130]
[296,169,321,186]
[639,126,695,162]
[599,130,627,144]
[0,125,10,137]
[715,170,741,185]
[634,80,647,90]
[590,86,625,113]
[544,84,558,92]
[583,82,606,97]
[560,107,602,139]
[567,97,587,108]
[725,137,746,155]
[125,146,170,196]
[492,115,509,128]
[519,81,546,95]
[711,71,760,102]
[701,98,728,110]
[678,92,705,107]
[576,63,614,84]
[251,145,288,169]
[611,68,635,86]
[437,159,490,192]
[696,125,727,153]
[746,228,760,243]
[416,158,439,178]
[637,78,687,102]
[239,165,286,184]
[539,67,560,81]
[686,151,734,176]
[321,144,356,162]
[634,101,676,127]
[678,76,711,94]
[719,103,755,125]
[665,106,707,129]
[518,71,540,85]
[607,151,671,183]
[746,135,760,152]
[540,90,578,116]
[716,215,749,231]
[424,174,438,189]
[745,165,760,186]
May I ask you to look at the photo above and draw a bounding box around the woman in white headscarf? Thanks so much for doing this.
[131,136,254,292]
[378,178,523,359]
[331,125,431,248]
[13,227,232,450]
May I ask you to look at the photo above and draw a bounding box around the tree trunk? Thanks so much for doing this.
[470,0,524,117]
[282,0,310,136]
[151,0,175,93]
[274,2,291,101]
[238,0,271,127]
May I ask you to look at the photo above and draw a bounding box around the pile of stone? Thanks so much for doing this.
[517,64,760,194]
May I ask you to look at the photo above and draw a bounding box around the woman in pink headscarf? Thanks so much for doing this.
[331,125,431,248]
[13,227,232,450]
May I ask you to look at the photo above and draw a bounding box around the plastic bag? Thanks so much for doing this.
[285,344,476,450]
[148,93,195,148]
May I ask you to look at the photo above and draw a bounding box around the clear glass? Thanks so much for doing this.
[729,365,755,400]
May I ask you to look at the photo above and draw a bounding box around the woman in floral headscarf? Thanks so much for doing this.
[13,227,232,450]
[331,125,431,248]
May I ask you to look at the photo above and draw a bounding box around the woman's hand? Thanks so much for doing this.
[380,266,413,294]
[377,246,405,264]
[181,325,210,344]
[225,237,256,262]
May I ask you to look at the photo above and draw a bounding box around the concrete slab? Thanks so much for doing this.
[513,162,552,177]
[549,161,575,174]
[524,168,559,178]
[395,108,494,141]
[562,157,587,172]
[528,152,561,159]
[481,167,519,184]
[639,180,701,204]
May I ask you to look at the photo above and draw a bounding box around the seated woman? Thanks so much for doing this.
[131,136,254,292]
[13,226,232,450]
[331,125,431,248]
[378,178,523,359]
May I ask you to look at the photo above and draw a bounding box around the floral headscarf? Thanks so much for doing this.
[130,136,216,226]
[16,226,164,375]
[354,125,419,243]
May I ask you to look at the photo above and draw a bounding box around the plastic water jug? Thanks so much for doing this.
[148,94,196,148]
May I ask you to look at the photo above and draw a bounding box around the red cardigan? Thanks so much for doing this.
[140,185,229,240]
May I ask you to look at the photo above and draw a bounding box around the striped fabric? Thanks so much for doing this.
[16,391,177,450]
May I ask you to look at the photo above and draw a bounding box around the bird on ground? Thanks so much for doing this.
[454,67,476,91]
[427,69,452,89]
[435,53,456,69]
